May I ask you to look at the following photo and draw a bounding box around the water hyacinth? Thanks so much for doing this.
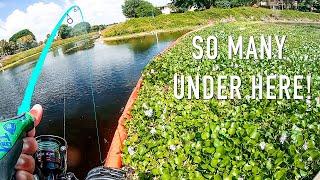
[316,97,320,106]
[279,134,287,144]
[163,107,167,114]
[169,145,176,151]
[259,142,266,150]
[150,127,156,135]
[142,102,148,109]
[128,147,135,156]
[303,142,308,150]
[213,64,219,71]
[306,98,311,105]
[123,22,320,178]
[306,98,312,111]
[144,109,153,117]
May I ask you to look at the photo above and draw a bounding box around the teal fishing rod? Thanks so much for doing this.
[0,5,83,179]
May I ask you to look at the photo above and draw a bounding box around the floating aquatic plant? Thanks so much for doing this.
[123,22,320,179]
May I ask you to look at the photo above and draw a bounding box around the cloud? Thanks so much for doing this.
[66,0,126,25]
[148,0,171,7]
[0,0,172,41]
[0,2,63,41]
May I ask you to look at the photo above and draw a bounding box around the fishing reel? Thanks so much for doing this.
[34,135,77,180]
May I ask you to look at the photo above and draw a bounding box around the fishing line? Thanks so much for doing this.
[91,75,103,164]
[15,4,104,165]
[84,37,103,164]
[63,71,66,140]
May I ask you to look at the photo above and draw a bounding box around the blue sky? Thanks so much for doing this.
[0,0,170,41]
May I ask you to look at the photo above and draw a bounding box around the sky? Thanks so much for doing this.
[0,0,171,41]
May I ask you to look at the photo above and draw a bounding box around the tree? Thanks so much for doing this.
[298,0,320,12]
[172,0,215,10]
[122,0,162,18]
[122,0,141,18]
[44,34,50,44]
[9,29,36,43]
[71,22,91,36]
[90,25,107,32]
[215,0,254,8]
[59,24,73,39]
[136,1,162,17]
[16,34,38,51]
[172,0,255,10]
[0,40,16,55]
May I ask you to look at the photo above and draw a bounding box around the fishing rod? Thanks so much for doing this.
[0,5,84,180]
[0,4,129,179]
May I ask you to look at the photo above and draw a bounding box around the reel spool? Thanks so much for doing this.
[35,135,69,180]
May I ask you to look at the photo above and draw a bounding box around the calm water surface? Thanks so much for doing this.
[0,31,185,178]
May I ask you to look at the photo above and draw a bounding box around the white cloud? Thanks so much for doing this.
[148,0,171,7]
[0,0,172,41]
[0,2,63,41]
[66,0,126,26]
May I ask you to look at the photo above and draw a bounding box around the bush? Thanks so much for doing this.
[122,0,161,18]
[59,24,73,39]
[215,0,232,8]
[136,1,161,17]
[9,29,36,43]
[71,22,91,36]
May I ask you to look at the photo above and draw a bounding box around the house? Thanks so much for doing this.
[158,3,198,14]
[158,5,172,14]
[259,0,298,10]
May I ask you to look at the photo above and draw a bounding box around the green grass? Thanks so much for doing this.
[123,22,320,179]
[1,32,98,70]
[103,7,320,38]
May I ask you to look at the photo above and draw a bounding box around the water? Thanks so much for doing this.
[0,31,186,178]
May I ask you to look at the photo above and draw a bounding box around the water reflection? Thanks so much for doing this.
[104,30,189,52]
[62,39,95,55]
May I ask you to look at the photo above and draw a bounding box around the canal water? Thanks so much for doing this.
[0,31,186,178]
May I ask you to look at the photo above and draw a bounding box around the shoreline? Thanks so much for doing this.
[2,20,320,72]
[0,33,98,72]
[103,26,199,42]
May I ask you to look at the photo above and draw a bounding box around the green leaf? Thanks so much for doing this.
[274,168,287,179]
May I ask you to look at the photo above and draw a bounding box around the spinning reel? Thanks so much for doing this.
[34,135,77,180]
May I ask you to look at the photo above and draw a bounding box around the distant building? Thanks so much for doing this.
[158,3,198,14]
[259,0,298,10]
[158,5,172,14]
[189,6,197,12]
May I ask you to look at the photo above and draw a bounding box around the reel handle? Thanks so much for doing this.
[0,113,34,179]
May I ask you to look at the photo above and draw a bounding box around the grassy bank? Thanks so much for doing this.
[104,27,197,42]
[0,32,98,71]
[123,22,320,179]
[103,7,320,38]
